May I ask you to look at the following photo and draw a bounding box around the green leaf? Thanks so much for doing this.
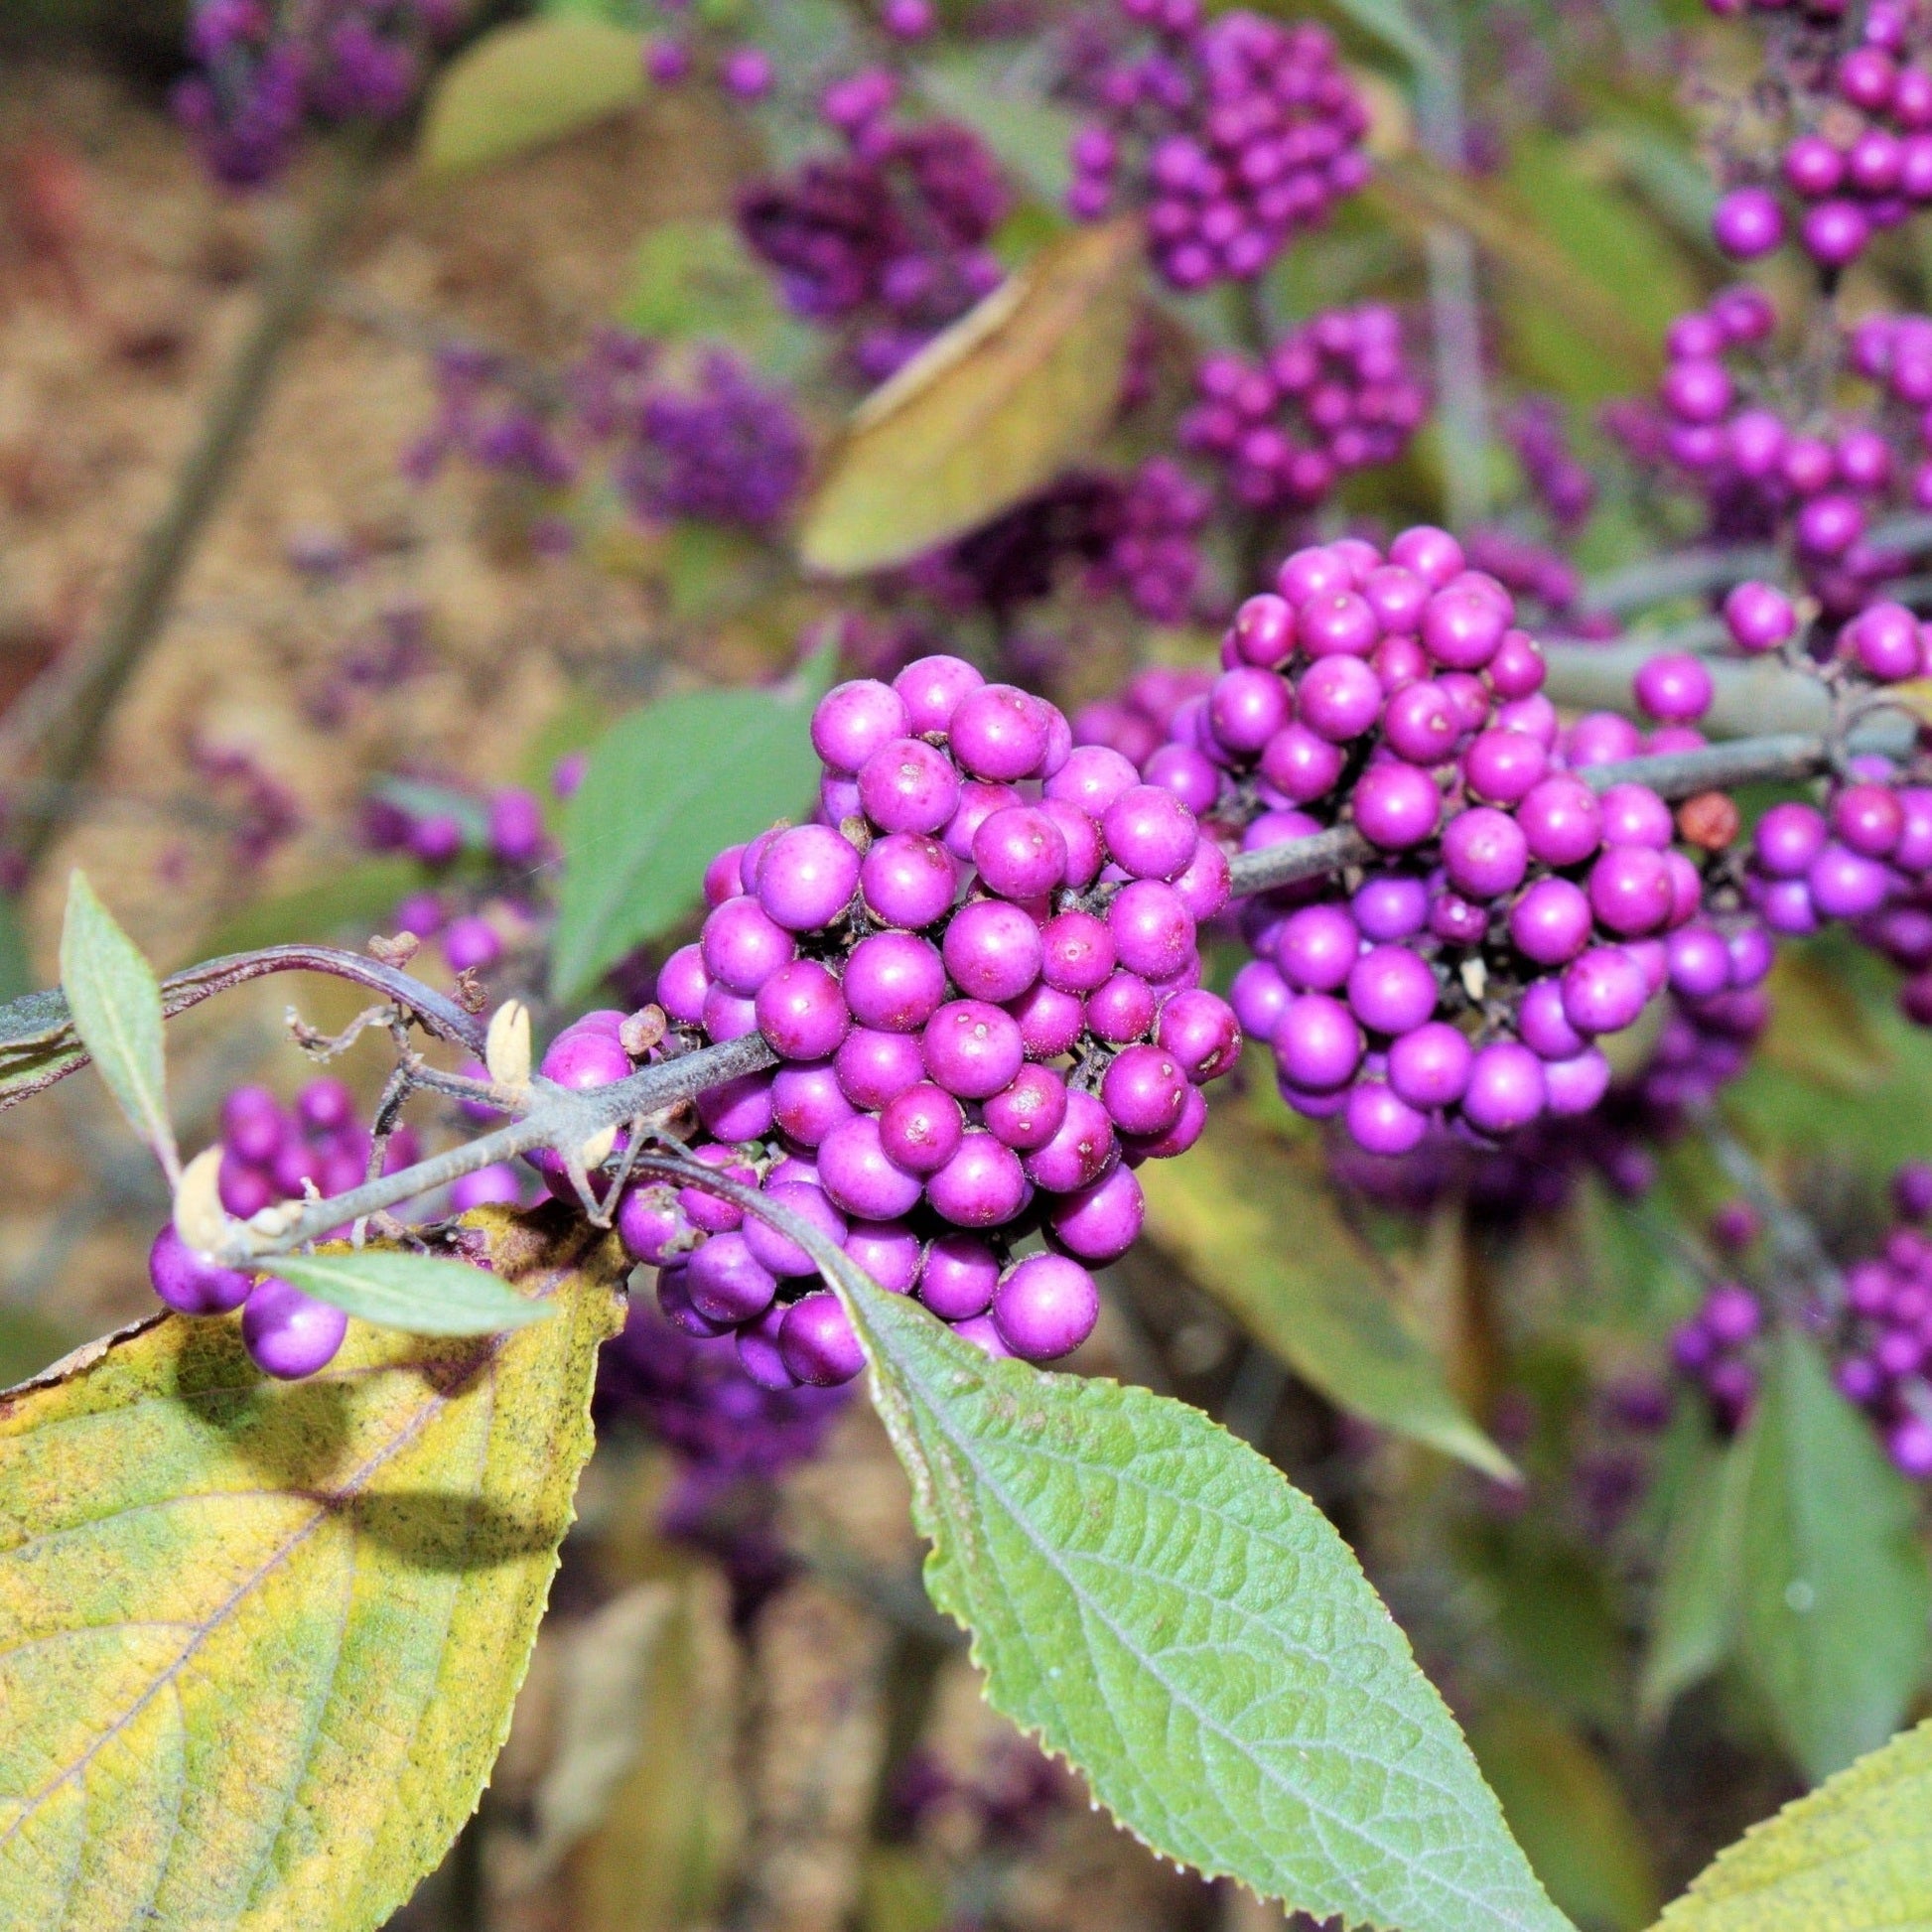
[1497,133,1694,401]
[1137,1115,1516,1479]
[1321,0,1443,74]
[1639,1433,1751,1725]
[0,893,33,1006]
[418,17,644,178]
[1736,1329,1932,1783]
[266,1247,556,1338]
[623,219,820,377]
[1471,1699,1660,1932]
[1484,1538,1628,1733]
[549,651,837,1001]
[58,870,176,1173]
[0,1207,626,1931]
[194,856,424,959]
[1653,1713,1932,1931]
[685,1165,1567,1932]
[797,217,1143,575]
[840,1258,1565,1928]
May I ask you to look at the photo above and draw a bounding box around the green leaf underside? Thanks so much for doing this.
[1654,1713,1932,1931]
[637,1158,1562,1930]
[417,16,644,178]
[0,1206,625,1932]
[266,1249,555,1338]
[549,651,837,1001]
[1470,1699,1659,1932]
[1639,1435,1750,1725]
[1736,1330,1931,1784]
[1138,1120,1515,1480]
[58,872,173,1167]
[848,1279,1568,1932]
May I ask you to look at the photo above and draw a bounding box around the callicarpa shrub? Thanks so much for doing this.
[31,0,1932,1924]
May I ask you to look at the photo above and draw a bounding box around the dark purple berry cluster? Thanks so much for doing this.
[406,332,807,540]
[1709,0,1932,273]
[1063,1,1371,290]
[737,70,1009,383]
[1180,307,1428,511]
[904,462,1210,625]
[1116,527,1751,1154]
[1625,288,1932,615]
[579,658,1240,1389]
[175,0,454,190]
[1831,1164,1932,1475]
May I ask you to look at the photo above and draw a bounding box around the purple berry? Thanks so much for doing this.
[993,1255,1100,1361]
[243,1278,349,1379]
[149,1224,254,1315]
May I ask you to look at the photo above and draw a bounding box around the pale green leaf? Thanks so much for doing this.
[1138,1116,1515,1479]
[549,650,837,1001]
[798,217,1142,575]
[1471,1698,1660,1932]
[58,870,176,1173]
[624,219,820,378]
[683,1164,1568,1932]
[0,1208,626,1932]
[1639,1434,1750,1725]
[1653,1713,1932,1931]
[419,17,644,178]
[1736,1329,1931,1783]
[267,1247,555,1337]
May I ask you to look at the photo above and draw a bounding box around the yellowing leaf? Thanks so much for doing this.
[1138,1115,1516,1479]
[797,217,1143,575]
[418,17,644,178]
[1654,1712,1932,1931]
[0,1205,626,1932]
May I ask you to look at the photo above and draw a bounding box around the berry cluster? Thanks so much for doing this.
[1670,1278,1766,1432]
[176,0,452,189]
[1082,458,1214,622]
[359,779,553,981]
[406,333,807,540]
[1710,0,1932,273]
[598,1294,852,1478]
[1628,288,1932,614]
[1179,307,1429,511]
[1672,1172,1932,1480]
[1072,664,1213,770]
[906,462,1210,625]
[147,1077,422,1378]
[1741,752,1932,1023]
[1125,526,1743,1154]
[738,71,1009,383]
[1831,1163,1932,1475]
[584,658,1240,1389]
[1062,1,1371,290]
[1506,396,1597,535]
